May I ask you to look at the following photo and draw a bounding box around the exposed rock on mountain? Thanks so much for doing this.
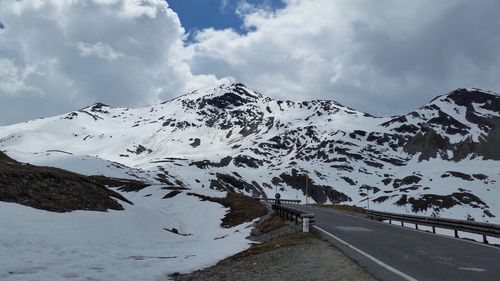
[0,84,498,221]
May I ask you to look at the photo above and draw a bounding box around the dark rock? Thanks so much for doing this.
[445,171,473,181]
[341,176,356,186]
[0,152,132,212]
[381,178,392,185]
[277,169,351,204]
[127,145,152,155]
[373,196,390,203]
[190,138,201,148]
[233,155,263,168]
[393,175,421,188]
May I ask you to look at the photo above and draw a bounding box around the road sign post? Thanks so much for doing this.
[305,172,308,212]
[303,217,310,233]
[366,185,370,210]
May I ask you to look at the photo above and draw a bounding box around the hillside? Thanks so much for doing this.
[0,83,499,222]
[0,150,263,280]
[0,151,132,212]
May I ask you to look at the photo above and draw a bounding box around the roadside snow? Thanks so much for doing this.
[0,186,254,281]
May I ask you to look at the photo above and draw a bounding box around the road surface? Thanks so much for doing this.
[286,204,500,281]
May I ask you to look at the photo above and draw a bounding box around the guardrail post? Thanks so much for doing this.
[483,235,488,244]
[432,226,436,234]
[415,224,419,230]
[454,230,459,238]
[389,219,392,224]
[401,221,404,227]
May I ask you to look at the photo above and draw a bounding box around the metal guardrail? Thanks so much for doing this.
[366,210,500,244]
[253,197,301,204]
[273,204,316,225]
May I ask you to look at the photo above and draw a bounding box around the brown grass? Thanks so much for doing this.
[188,192,268,227]
[258,215,285,233]
[315,204,366,214]
[229,232,312,260]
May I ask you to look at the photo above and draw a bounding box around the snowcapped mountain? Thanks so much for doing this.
[1,83,499,222]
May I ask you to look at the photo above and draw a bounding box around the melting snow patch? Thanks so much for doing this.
[0,187,253,281]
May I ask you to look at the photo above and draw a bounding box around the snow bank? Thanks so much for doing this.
[0,186,253,281]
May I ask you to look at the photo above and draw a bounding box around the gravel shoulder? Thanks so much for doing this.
[173,215,376,281]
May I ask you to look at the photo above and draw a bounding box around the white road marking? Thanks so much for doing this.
[314,225,418,281]
[458,267,486,272]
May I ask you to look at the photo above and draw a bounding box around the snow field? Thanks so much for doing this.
[0,186,254,281]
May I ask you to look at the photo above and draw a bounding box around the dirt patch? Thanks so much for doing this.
[188,192,268,227]
[173,228,376,281]
[0,152,131,212]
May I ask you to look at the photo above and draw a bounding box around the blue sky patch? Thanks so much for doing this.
[168,0,284,39]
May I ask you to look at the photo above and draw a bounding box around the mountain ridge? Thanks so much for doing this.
[1,83,499,222]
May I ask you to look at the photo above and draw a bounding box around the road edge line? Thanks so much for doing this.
[313,225,418,281]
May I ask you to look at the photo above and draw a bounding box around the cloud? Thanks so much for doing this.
[0,58,38,94]
[219,0,229,13]
[188,0,500,115]
[1,0,499,125]
[0,0,223,125]
[76,42,125,62]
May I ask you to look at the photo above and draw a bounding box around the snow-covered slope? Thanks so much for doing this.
[1,83,499,223]
[0,189,255,281]
[0,150,258,280]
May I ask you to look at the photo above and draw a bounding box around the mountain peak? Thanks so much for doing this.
[172,82,263,110]
[81,102,112,113]
[445,88,499,109]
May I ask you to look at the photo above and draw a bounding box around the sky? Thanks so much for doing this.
[0,0,500,125]
[168,0,285,38]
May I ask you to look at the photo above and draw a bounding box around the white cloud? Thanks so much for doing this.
[188,0,500,115]
[219,0,229,13]
[1,0,499,124]
[0,58,38,94]
[0,0,223,124]
[76,42,124,62]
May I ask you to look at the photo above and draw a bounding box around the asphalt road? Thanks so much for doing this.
[285,204,500,281]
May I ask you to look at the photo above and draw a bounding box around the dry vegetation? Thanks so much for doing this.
[315,204,366,214]
[229,232,311,260]
[188,192,268,227]
[258,214,286,233]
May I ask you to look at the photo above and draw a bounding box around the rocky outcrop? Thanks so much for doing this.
[0,152,132,212]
